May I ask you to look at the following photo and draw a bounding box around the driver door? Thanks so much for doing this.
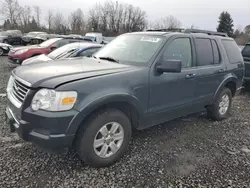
[147,36,198,125]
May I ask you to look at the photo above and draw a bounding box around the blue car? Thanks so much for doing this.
[22,42,103,65]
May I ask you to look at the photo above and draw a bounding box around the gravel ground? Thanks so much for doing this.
[1,56,250,187]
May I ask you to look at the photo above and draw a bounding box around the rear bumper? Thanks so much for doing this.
[5,106,76,150]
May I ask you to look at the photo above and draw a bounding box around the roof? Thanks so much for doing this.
[128,31,170,36]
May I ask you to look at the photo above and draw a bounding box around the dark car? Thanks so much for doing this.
[8,38,81,64]
[0,30,23,45]
[0,43,13,56]
[242,43,250,83]
[22,42,103,65]
[21,32,48,45]
[30,34,59,44]
[6,30,244,167]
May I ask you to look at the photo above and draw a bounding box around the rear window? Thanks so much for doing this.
[195,38,213,66]
[222,40,243,63]
[242,45,250,58]
[211,40,220,64]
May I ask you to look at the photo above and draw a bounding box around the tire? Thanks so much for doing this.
[207,88,232,121]
[3,40,8,44]
[0,48,4,56]
[75,108,132,167]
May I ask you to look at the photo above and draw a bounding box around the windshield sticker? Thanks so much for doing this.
[140,37,161,43]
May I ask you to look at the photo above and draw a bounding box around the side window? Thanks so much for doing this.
[195,38,213,66]
[242,45,250,57]
[163,38,192,68]
[211,40,220,64]
[55,40,69,48]
[222,40,243,63]
[79,48,100,57]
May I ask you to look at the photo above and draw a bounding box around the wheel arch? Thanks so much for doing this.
[66,94,144,135]
[212,75,237,104]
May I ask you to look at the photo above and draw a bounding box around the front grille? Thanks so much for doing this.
[11,79,30,103]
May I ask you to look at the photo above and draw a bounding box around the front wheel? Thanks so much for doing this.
[75,109,132,167]
[207,88,232,121]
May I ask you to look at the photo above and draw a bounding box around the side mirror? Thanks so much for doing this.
[156,60,182,73]
[50,46,57,51]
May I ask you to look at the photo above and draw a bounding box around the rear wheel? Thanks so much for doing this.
[207,88,232,121]
[75,109,132,167]
[3,40,8,44]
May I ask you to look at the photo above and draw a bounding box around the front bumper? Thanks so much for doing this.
[5,104,77,150]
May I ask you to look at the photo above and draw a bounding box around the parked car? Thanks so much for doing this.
[0,30,23,45]
[242,43,250,83]
[85,32,103,44]
[6,30,244,167]
[22,42,103,65]
[8,38,81,64]
[0,43,13,56]
[21,32,48,45]
[30,34,59,44]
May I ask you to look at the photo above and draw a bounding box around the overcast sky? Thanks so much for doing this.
[5,0,250,30]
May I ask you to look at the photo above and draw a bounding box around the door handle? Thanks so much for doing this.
[185,73,196,79]
[218,69,225,73]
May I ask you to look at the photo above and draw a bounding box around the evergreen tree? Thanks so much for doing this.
[217,11,234,37]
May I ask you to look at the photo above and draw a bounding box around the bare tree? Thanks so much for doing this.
[69,8,85,34]
[19,5,32,31]
[45,9,54,33]
[53,12,68,34]
[152,15,181,30]
[88,3,101,32]
[88,1,147,34]
[0,0,22,26]
[33,5,41,26]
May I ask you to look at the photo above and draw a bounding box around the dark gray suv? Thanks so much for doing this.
[6,30,244,167]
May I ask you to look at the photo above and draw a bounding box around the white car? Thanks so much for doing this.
[0,43,13,56]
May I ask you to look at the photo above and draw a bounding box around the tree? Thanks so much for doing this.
[88,1,147,34]
[0,0,22,27]
[45,10,54,33]
[69,8,85,34]
[33,5,41,26]
[217,11,234,37]
[245,25,250,35]
[150,15,181,30]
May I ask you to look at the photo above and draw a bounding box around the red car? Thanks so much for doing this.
[8,38,81,64]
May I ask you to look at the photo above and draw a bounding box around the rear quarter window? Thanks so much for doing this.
[222,40,243,63]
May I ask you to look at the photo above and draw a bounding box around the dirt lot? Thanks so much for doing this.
[1,56,250,187]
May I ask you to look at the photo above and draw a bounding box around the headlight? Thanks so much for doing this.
[15,49,28,55]
[31,89,77,111]
[6,76,14,93]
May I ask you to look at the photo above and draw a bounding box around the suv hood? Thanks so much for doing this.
[13,58,134,88]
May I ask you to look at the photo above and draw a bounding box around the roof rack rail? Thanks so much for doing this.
[184,29,228,37]
[146,28,185,32]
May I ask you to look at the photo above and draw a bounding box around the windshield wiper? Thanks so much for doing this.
[98,56,119,63]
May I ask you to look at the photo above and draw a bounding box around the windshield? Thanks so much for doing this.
[48,43,80,59]
[94,35,164,65]
[0,32,8,37]
[39,38,61,48]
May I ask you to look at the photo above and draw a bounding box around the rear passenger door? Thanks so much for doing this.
[194,38,226,110]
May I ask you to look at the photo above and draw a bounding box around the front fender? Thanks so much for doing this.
[212,74,237,103]
[66,93,144,135]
